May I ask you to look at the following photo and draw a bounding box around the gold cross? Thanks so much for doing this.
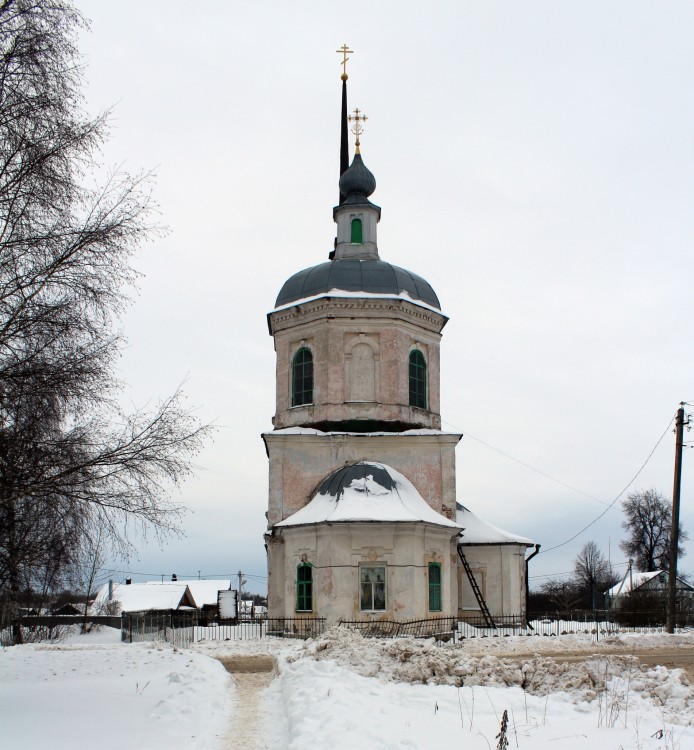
[336,43,353,81]
[348,107,368,152]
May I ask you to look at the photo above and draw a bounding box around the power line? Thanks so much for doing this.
[442,419,610,508]
[529,560,630,580]
[98,568,268,581]
[539,412,676,554]
[444,408,676,554]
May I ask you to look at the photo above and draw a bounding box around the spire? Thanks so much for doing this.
[336,44,353,203]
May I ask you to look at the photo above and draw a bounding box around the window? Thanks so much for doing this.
[409,350,427,409]
[428,562,442,612]
[292,347,313,406]
[351,217,363,243]
[360,565,386,611]
[296,563,313,611]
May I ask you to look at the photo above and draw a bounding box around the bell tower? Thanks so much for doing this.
[263,51,534,626]
[264,49,459,530]
[269,108,447,433]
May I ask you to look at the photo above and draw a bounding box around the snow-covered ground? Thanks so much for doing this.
[1,626,693,749]
[0,627,231,749]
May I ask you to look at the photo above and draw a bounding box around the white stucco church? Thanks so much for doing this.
[263,59,537,627]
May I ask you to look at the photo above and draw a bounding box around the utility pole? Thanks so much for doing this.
[667,403,688,633]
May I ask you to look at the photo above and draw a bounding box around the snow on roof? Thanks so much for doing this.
[145,579,231,607]
[276,461,460,529]
[456,503,534,546]
[267,427,461,437]
[605,571,693,597]
[272,289,446,316]
[93,582,194,613]
[605,571,663,597]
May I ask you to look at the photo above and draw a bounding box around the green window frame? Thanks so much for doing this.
[428,562,442,612]
[351,217,363,243]
[296,563,313,612]
[360,565,386,611]
[292,347,313,406]
[409,350,427,409]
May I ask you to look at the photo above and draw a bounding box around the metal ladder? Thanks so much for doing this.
[457,546,496,628]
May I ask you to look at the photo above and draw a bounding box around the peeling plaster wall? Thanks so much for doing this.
[267,522,459,624]
[269,297,446,430]
[264,431,461,527]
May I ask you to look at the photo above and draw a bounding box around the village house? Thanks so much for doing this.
[92,579,233,616]
[605,570,694,611]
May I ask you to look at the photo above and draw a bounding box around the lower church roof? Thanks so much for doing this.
[275,461,460,529]
[456,503,534,546]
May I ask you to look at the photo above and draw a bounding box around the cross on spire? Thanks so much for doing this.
[336,43,353,81]
[348,107,368,153]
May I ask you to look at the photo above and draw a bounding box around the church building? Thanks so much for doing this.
[263,53,536,627]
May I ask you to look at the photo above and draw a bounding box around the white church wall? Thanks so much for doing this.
[458,544,526,617]
[458,544,528,618]
[267,522,458,624]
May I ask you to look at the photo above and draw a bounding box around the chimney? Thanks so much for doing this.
[125,578,132,585]
[171,574,177,582]
[108,579,113,600]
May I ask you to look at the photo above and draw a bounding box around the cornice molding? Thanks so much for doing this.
[269,296,447,335]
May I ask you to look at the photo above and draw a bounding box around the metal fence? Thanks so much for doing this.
[454,610,694,640]
[338,617,457,640]
[529,609,694,629]
[121,611,326,646]
[6,608,688,648]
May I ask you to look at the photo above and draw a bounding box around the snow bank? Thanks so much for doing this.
[287,627,694,725]
[266,655,694,749]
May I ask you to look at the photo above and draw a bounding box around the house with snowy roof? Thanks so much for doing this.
[92,581,196,615]
[145,579,232,612]
[604,570,694,610]
[262,63,537,627]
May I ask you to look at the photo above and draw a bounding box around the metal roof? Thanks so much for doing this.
[317,462,397,501]
[275,259,441,309]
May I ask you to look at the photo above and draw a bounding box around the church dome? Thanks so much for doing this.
[275,258,441,309]
[339,153,376,200]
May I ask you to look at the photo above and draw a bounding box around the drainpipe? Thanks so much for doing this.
[524,544,541,625]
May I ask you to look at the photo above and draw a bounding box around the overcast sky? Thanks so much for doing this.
[75,1,694,594]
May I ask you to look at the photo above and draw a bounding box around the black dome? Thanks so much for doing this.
[339,153,376,199]
[275,259,441,310]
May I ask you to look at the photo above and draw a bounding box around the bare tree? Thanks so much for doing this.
[619,489,688,572]
[78,521,106,633]
[539,578,583,611]
[573,541,616,610]
[0,1,211,643]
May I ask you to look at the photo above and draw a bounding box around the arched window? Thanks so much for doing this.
[296,563,313,612]
[409,350,427,409]
[292,347,313,406]
[351,217,363,243]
